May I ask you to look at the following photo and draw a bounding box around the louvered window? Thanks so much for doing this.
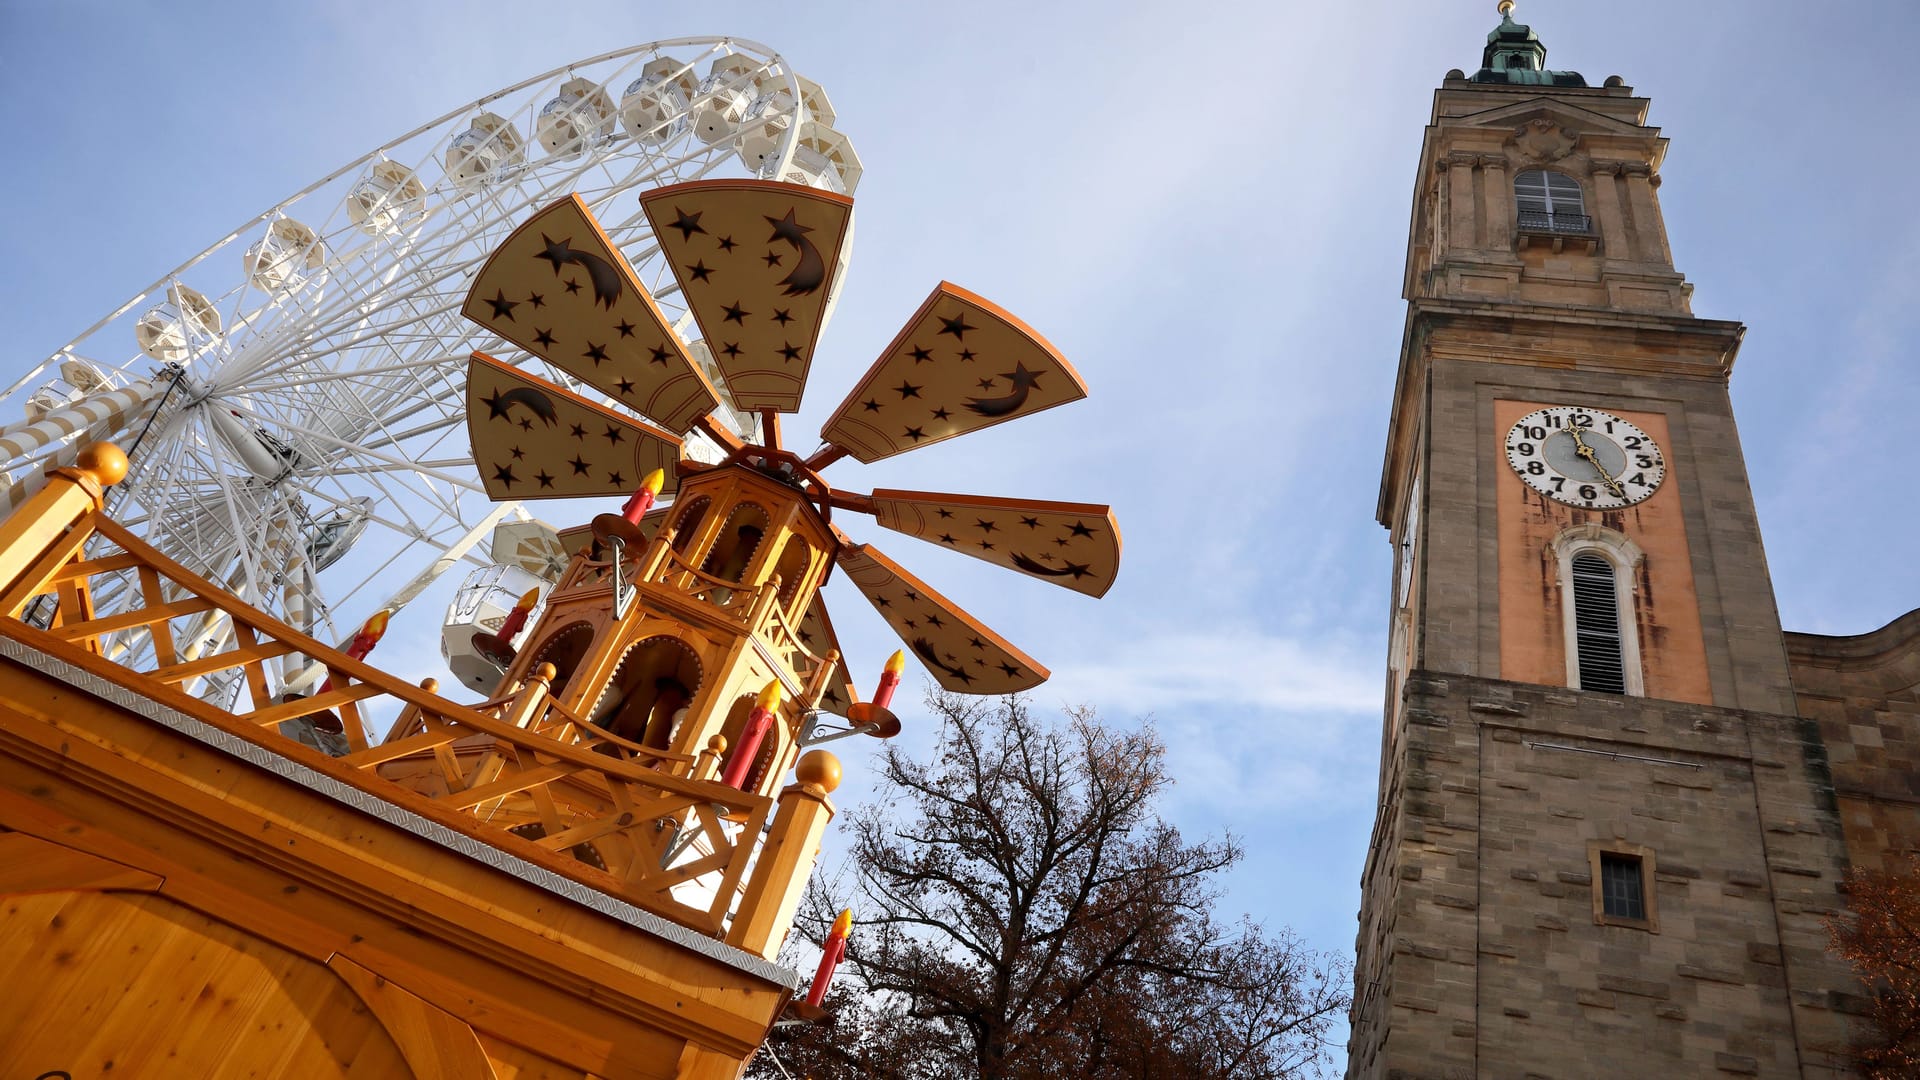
[1514,169,1588,234]
[1570,553,1627,694]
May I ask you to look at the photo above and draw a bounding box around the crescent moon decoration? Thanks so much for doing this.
[462,194,720,434]
[863,489,1121,597]
[640,179,854,413]
[819,282,1088,463]
[911,637,975,685]
[1009,552,1092,580]
[963,362,1043,418]
[766,208,827,296]
[465,352,682,501]
[483,386,559,426]
[835,541,1047,694]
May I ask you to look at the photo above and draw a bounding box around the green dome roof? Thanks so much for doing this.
[1469,6,1587,88]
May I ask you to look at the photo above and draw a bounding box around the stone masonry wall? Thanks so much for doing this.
[1350,671,1868,1079]
[1788,609,1920,871]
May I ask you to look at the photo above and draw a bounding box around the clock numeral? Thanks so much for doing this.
[1628,472,1647,486]
[1578,484,1598,500]
[1526,461,1545,475]
[1523,425,1547,440]
[1635,454,1655,468]
[1624,436,1643,450]
[1549,477,1566,492]
[1571,413,1595,428]
[1516,441,1535,455]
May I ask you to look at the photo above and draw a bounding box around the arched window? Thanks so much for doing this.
[702,503,769,583]
[589,636,703,749]
[1514,169,1586,234]
[1570,554,1626,693]
[527,620,594,698]
[1552,526,1644,696]
[669,496,710,556]
[774,535,814,613]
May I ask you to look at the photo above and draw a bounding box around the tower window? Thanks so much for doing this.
[1552,526,1645,696]
[1514,169,1587,234]
[1599,853,1644,919]
[1588,841,1658,931]
[1570,553,1627,694]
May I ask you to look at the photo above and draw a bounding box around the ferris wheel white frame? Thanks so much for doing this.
[0,36,861,698]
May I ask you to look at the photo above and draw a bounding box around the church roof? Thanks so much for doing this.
[1469,3,1588,88]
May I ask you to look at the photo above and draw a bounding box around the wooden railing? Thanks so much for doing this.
[559,532,772,625]
[762,601,829,687]
[0,447,839,959]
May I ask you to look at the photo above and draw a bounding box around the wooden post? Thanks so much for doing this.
[0,442,126,602]
[694,735,727,783]
[500,662,556,729]
[727,749,839,960]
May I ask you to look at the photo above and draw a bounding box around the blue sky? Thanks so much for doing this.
[5,0,1919,1066]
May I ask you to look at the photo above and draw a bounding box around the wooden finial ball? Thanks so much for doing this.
[420,677,440,694]
[795,750,841,794]
[534,662,558,683]
[77,442,129,487]
[708,734,729,754]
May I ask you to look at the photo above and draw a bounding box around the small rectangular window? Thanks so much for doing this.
[1589,841,1658,931]
[1599,853,1644,919]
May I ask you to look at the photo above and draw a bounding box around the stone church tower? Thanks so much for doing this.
[1350,6,1920,1075]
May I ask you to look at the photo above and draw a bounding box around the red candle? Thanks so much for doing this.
[721,680,782,789]
[806,909,854,1008]
[496,587,541,642]
[872,649,906,709]
[346,609,392,661]
[325,609,392,693]
[620,467,667,525]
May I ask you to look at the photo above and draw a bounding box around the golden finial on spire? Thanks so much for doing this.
[1497,0,1516,14]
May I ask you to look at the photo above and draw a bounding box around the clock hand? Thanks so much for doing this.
[1564,428,1626,497]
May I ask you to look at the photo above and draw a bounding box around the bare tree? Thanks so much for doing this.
[754,694,1347,1080]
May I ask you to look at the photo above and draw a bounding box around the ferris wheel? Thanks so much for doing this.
[2,38,860,691]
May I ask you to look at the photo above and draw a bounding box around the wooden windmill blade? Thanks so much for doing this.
[798,594,860,714]
[853,489,1121,598]
[466,352,683,500]
[460,194,722,433]
[834,542,1048,694]
[639,178,855,413]
[817,282,1088,464]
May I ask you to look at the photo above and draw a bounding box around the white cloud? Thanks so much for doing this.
[1038,627,1383,717]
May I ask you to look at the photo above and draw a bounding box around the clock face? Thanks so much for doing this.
[1505,406,1665,509]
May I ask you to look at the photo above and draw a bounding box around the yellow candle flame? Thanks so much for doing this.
[831,909,853,939]
[514,587,542,611]
[640,467,667,497]
[362,609,392,639]
[756,679,784,711]
[884,649,906,675]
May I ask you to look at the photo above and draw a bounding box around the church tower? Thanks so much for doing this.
[1351,5,1870,1074]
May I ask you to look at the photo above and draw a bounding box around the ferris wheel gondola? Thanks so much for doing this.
[3,38,861,701]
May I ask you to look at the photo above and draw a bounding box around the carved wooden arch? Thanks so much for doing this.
[526,619,595,698]
[588,634,706,745]
[702,501,771,584]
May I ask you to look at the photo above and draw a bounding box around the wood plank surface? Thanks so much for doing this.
[0,829,163,895]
